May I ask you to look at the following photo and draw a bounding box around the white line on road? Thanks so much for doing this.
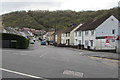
[0,68,48,80]
[63,70,84,78]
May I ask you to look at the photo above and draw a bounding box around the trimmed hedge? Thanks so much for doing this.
[0,33,29,49]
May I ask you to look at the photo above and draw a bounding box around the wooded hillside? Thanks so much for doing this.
[2,7,118,31]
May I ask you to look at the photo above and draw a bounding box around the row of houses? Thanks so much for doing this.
[54,14,120,53]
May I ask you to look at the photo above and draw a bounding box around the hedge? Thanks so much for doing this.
[0,33,29,49]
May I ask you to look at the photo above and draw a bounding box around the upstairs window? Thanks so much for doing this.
[79,31,81,36]
[75,32,77,37]
[66,33,67,37]
[91,30,94,35]
[112,29,115,34]
[68,33,70,37]
[85,31,89,36]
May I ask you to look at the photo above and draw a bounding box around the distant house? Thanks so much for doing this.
[55,30,63,44]
[4,27,20,35]
[21,28,34,39]
[61,24,80,45]
[74,14,119,50]
[43,31,55,41]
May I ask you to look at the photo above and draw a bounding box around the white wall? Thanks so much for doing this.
[83,30,96,49]
[70,24,82,45]
[95,15,119,50]
[74,31,83,46]
[96,15,118,37]
[61,33,66,44]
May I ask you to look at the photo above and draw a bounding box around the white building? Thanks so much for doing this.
[74,15,119,50]
[61,24,80,45]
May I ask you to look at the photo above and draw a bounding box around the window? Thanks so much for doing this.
[67,33,70,37]
[112,29,115,34]
[85,31,89,35]
[62,34,64,37]
[85,40,89,46]
[90,40,93,47]
[79,40,81,44]
[79,31,81,36]
[75,32,77,37]
[91,30,94,35]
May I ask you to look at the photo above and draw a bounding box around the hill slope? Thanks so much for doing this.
[2,7,118,30]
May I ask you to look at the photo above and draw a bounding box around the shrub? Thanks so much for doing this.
[1,33,29,49]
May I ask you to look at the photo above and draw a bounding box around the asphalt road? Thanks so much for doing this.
[1,41,118,79]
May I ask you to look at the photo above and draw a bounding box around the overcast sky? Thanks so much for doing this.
[0,0,119,15]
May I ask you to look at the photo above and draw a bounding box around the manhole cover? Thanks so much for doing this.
[63,70,84,78]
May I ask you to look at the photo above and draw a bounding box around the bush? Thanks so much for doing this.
[1,33,29,49]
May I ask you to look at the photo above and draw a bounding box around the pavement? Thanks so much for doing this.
[61,47,119,61]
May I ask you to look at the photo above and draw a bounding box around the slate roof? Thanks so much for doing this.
[76,14,115,31]
[63,24,77,33]
[75,21,92,31]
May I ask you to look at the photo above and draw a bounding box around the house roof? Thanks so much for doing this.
[75,21,92,31]
[76,14,115,31]
[4,27,20,34]
[55,29,64,35]
[63,24,77,33]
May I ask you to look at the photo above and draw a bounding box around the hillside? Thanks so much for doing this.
[2,7,118,31]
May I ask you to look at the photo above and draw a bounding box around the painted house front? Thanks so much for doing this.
[74,14,119,50]
[70,24,82,45]
[61,25,80,45]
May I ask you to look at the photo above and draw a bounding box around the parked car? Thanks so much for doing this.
[49,40,54,45]
[41,41,47,45]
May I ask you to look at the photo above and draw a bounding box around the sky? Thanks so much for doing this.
[0,0,119,15]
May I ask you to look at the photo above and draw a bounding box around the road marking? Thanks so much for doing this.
[63,70,84,78]
[0,68,48,80]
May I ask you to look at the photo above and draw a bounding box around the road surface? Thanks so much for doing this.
[1,41,118,79]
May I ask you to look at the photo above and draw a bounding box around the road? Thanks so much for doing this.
[1,41,118,79]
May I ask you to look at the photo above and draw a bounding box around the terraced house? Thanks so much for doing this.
[74,14,119,51]
[61,24,80,45]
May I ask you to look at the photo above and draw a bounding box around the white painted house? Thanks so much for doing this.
[61,24,80,45]
[70,24,82,45]
[74,15,119,50]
